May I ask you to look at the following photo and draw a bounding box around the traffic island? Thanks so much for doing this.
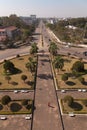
[0,99,33,115]
[60,98,87,114]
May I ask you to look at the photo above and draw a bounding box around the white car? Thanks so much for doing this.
[0,116,7,120]
[25,115,32,120]
[65,45,69,48]
[14,90,19,93]
[78,89,82,92]
[82,89,86,92]
[21,90,28,93]
[69,112,75,117]
[61,90,66,93]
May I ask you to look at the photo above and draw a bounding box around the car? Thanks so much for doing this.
[82,89,86,92]
[69,112,75,117]
[61,90,66,93]
[83,51,87,56]
[0,116,7,120]
[78,89,82,92]
[21,90,28,93]
[14,90,19,93]
[65,45,69,48]
[25,114,32,120]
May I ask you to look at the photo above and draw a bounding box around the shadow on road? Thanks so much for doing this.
[37,73,53,80]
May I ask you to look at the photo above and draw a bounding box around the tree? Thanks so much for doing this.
[5,76,11,84]
[62,74,68,82]
[21,75,27,83]
[78,76,85,84]
[30,43,38,54]
[3,60,15,74]
[25,57,36,73]
[49,42,58,56]
[1,95,11,107]
[21,99,28,107]
[72,61,84,72]
[23,29,31,38]
[63,95,74,106]
[53,56,64,72]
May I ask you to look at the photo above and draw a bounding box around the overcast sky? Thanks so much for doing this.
[0,0,87,17]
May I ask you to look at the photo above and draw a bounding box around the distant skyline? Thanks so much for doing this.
[0,0,87,18]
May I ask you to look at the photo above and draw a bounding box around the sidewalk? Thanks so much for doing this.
[32,51,63,130]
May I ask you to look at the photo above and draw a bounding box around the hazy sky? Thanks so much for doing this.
[0,0,87,17]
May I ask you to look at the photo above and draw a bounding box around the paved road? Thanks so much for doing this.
[0,20,87,62]
[0,91,34,100]
[33,52,63,130]
[0,46,31,61]
[33,20,63,130]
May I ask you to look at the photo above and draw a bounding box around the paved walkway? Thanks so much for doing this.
[33,50,63,130]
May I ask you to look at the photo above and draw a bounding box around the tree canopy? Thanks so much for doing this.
[3,60,15,73]
[72,61,84,72]
[53,56,64,71]
[49,42,58,56]
[1,95,11,106]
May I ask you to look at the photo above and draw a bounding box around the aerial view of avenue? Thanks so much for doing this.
[0,0,87,130]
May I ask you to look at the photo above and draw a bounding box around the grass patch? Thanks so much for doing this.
[0,99,33,115]
[52,55,87,89]
[60,99,87,114]
[0,55,37,90]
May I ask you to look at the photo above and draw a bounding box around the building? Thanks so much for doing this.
[20,15,37,25]
[30,15,36,21]
[6,26,20,39]
[0,26,20,42]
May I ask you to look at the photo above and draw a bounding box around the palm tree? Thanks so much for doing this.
[53,56,64,72]
[25,57,36,73]
[30,43,38,55]
[49,42,58,56]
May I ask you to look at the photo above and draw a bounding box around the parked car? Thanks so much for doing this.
[61,90,66,93]
[0,116,7,120]
[69,112,75,117]
[83,51,87,56]
[21,90,28,93]
[78,89,82,92]
[82,89,86,92]
[14,90,19,93]
[25,114,32,120]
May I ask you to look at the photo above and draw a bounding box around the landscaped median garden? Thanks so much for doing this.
[0,54,37,90]
[54,56,87,89]
[0,95,33,115]
[60,95,87,114]
[49,42,87,89]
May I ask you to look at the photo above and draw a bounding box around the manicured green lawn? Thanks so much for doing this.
[53,55,87,89]
[60,99,87,114]
[0,55,37,90]
[0,99,33,115]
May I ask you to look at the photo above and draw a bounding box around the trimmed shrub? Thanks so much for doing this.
[63,95,74,106]
[72,61,84,72]
[62,73,68,82]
